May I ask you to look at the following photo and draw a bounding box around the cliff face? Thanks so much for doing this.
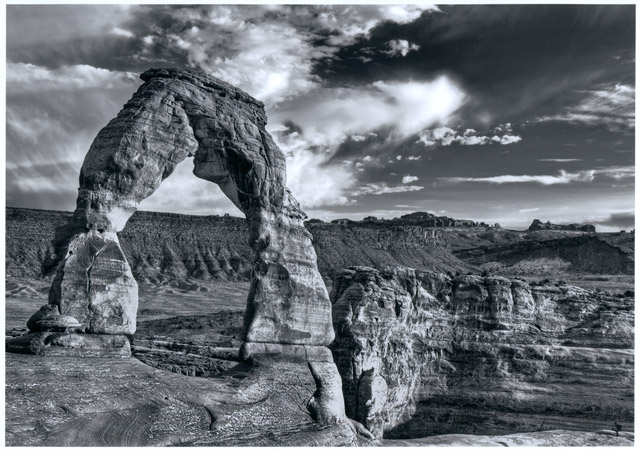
[456,235,634,275]
[308,222,468,279]
[7,208,633,286]
[330,267,634,439]
[5,208,469,283]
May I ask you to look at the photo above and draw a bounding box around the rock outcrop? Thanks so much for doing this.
[330,267,634,439]
[529,219,596,232]
[39,68,333,348]
[10,68,347,427]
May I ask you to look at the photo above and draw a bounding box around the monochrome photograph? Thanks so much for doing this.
[4,3,635,446]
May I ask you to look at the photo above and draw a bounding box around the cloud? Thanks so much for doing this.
[314,4,439,45]
[271,128,355,208]
[595,211,635,229]
[519,207,540,213]
[402,175,419,184]
[6,62,139,93]
[441,166,634,185]
[119,5,439,106]
[273,76,466,150]
[538,158,582,162]
[596,166,635,180]
[174,14,325,105]
[495,134,522,145]
[354,183,424,196]
[384,39,420,57]
[265,75,464,208]
[111,27,134,38]
[418,127,522,146]
[138,158,241,215]
[443,170,594,185]
[537,83,635,132]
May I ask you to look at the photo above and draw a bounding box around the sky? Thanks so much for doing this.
[5,4,635,231]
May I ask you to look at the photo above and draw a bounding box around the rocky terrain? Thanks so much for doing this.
[6,68,356,446]
[6,265,634,446]
[5,65,634,447]
[6,207,634,287]
[330,267,634,439]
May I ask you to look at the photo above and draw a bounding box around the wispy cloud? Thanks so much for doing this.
[354,183,424,196]
[417,127,522,147]
[271,77,466,148]
[111,27,134,38]
[402,175,419,184]
[538,158,582,162]
[537,83,635,132]
[6,62,139,93]
[441,166,634,185]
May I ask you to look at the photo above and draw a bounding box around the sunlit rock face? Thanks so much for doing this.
[47,68,333,345]
[330,267,634,439]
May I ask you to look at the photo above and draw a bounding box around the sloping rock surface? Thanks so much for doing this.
[383,430,633,446]
[5,353,361,446]
[330,267,634,439]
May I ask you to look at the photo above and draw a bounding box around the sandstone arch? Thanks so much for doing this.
[43,68,334,352]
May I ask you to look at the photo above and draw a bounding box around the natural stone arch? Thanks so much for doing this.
[44,68,334,351]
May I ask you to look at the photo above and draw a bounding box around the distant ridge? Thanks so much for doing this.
[5,207,633,285]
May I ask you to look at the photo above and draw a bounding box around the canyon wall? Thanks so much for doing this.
[330,267,634,439]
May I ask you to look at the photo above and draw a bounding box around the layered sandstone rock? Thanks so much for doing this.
[10,68,346,429]
[6,207,634,284]
[331,267,634,439]
[39,68,333,347]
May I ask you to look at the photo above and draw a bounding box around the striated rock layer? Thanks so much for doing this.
[42,68,333,347]
[330,267,634,439]
[6,207,634,285]
[11,68,348,429]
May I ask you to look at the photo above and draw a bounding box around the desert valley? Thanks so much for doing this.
[4,5,635,446]
[6,206,634,446]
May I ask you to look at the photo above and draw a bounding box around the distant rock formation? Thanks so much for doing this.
[329,211,495,228]
[529,219,596,232]
[330,267,634,439]
[393,211,490,228]
[5,207,634,283]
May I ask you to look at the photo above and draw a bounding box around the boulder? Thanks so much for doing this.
[27,305,60,331]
